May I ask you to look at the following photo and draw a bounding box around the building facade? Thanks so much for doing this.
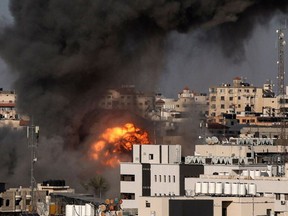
[120,144,204,213]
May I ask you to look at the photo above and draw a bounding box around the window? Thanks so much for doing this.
[229,97,233,101]
[164,175,166,182]
[221,96,225,101]
[26,200,31,205]
[210,96,216,101]
[173,175,175,183]
[210,88,216,93]
[121,175,135,181]
[149,154,154,160]
[276,194,280,200]
[15,199,21,206]
[221,104,225,109]
[155,175,157,182]
[159,175,161,182]
[146,201,151,208]
[121,193,135,200]
[5,199,9,207]
[169,175,171,182]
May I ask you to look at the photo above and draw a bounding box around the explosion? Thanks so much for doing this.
[90,123,151,167]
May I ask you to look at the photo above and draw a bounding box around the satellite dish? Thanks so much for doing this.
[206,137,212,144]
[222,137,228,144]
[99,204,106,211]
[211,136,219,144]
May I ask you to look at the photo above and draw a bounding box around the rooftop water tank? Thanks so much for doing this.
[231,183,239,196]
[195,182,201,194]
[208,182,216,194]
[224,182,231,195]
[201,182,209,194]
[215,182,223,195]
[248,183,256,196]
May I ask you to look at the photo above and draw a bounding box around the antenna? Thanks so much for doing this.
[276,24,288,174]
[276,27,286,139]
[27,123,40,212]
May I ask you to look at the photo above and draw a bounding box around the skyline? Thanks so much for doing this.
[0,0,288,196]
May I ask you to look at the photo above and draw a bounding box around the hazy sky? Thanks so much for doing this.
[159,16,283,97]
[0,0,15,90]
[0,0,286,97]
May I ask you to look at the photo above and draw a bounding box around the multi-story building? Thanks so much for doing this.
[98,85,155,118]
[153,87,208,146]
[155,87,208,121]
[208,77,278,118]
[0,88,29,128]
[120,144,204,215]
[0,88,17,120]
[122,137,288,216]
[0,180,75,215]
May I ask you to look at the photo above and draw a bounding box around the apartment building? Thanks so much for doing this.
[0,180,75,215]
[155,87,208,121]
[98,85,155,118]
[208,77,278,118]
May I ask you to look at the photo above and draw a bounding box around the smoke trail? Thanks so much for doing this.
[0,0,288,193]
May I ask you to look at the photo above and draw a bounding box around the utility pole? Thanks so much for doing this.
[27,124,40,212]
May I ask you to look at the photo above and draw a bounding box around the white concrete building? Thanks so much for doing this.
[120,144,204,214]
[122,137,288,216]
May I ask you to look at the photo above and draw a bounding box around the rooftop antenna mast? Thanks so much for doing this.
[276,26,286,140]
[27,123,40,212]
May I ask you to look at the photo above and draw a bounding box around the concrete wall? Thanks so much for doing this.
[151,164,180,196]
[138,196,274,216]
[120,163,143,209]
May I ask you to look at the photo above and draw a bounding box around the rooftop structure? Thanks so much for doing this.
[121,137,288,215]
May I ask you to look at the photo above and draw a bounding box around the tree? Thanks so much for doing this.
[88,175,110,199]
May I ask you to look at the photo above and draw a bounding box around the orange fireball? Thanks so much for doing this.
[90,123,150,167]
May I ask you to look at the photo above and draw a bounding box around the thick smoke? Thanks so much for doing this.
[0,0,288,195]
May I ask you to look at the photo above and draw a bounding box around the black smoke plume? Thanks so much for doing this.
[0,0,288,193]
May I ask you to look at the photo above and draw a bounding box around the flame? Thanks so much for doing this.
[90,123,150,167]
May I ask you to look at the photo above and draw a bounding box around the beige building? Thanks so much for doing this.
[155,87,208,121]
[0,89,17,120]
[208,77,277,118]
[0,180,75,215]
[138,195,274,216]
[98,85,154,118]
[0,187,46,213]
